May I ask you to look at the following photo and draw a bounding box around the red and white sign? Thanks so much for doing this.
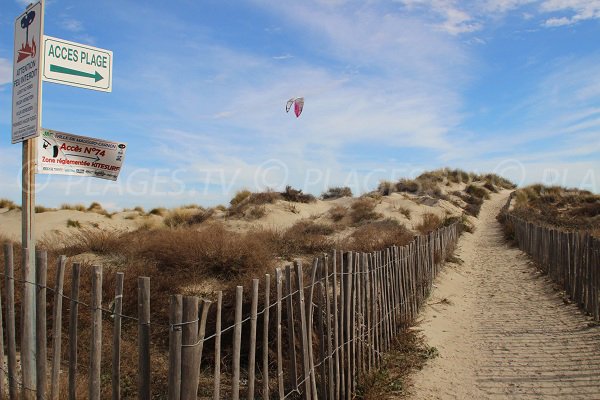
[11,2,43,144]
[37,128,127,181]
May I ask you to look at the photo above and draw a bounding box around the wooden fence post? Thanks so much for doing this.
[89,265,103,400]
[232,286,243,400]
[4,243,17,400]
[196,299,211,395]
[112,272,124,400]
[168,295,183,400]
[294,261,312,400]
[262,274,271,400]
[213,292,223,400]
[275,269,284,399]
[50,256,66,400]
[181,296,200,400]
[323,254,335,400]
[138,277,151,400]
[284,265,298,392]
[35,250,47,400]
[248,279,259,400]
[21,247,36,400]
[68,263,80,400]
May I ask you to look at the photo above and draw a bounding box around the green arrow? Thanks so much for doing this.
[49,64,103,82]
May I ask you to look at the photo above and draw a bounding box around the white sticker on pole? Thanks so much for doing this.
[37,128,127,181]
[11,2,43,144]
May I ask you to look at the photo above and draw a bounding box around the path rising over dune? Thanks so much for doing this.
[407,192,600,399]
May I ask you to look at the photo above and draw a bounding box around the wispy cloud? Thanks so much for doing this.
[540,0,600,26]
[62,17,83,32]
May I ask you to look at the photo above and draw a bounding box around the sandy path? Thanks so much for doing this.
[407,192,600,399]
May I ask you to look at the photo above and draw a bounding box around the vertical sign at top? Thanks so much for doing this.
[11,2,43,144]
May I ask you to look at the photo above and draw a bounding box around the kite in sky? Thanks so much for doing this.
[286,97,304,118]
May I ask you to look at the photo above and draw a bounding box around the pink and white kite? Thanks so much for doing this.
[286,97,304,118]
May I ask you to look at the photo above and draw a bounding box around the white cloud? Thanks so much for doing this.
[540,0,600,26]
[398,0,482,35]
[62,18,83,32]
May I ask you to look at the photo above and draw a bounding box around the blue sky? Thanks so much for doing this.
[1,0,599,210]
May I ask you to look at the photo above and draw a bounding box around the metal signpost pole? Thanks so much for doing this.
[12,1,44,397]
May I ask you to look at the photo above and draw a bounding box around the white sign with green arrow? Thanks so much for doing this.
[42,35,112,92]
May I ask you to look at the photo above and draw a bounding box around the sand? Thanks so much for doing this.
[406,192,600,399]
[0,183,469,243]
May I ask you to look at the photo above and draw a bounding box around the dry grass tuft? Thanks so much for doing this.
[132,223,273,279]
[148,207,167,216]
[342,219,412,253]
[415,213,442,235]
[66,219,81,228]
[511,185,600,231]
[164,207,214,227]
[356,330,438,399]
[350,198,382,224]
[246,205,266,220]
[280,185,316,203]
[329,205,348,222]
[322,186,353,200]
[396,206,411,220]
[0,199,19,210]
[465,184,490,200]
[378,180,396,196]
[265,220,336,259]
[60,203,86,212]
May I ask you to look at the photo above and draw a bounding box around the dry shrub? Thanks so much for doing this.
[60,203,86,212]
[230,189,252,208]
[446,168,472,184]
[41,227,125,256]
[148,207,167,216]
[567,202,600,218]
[465,202,482,217]
[164,208,195,227]
[246,205,266,219]
[512,185,600,230]
[0,199,18,210]
[465,184,490,200]
[416,213,442,235]
[397,206,411,220]
[482,173,516,189]
[322,186,353,199]
[229,190,281,216]
[329,205,348,222]
[396,179,419,193]
[378,180,395,196]
[66,219,81,228]
[342,219,412,253]
[483,181,498,193]
[280,186,315,203]
[164,207,213,227]
[35,206,53,213]
[250,191,282,205]
[267,220,335,259]
[357,330,437,399]
[87,202,104,212]
[132,223,273,280]
[350,198,382,224]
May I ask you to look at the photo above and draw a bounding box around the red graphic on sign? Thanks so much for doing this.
[17,10,36,63]
[17,38,36,63]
